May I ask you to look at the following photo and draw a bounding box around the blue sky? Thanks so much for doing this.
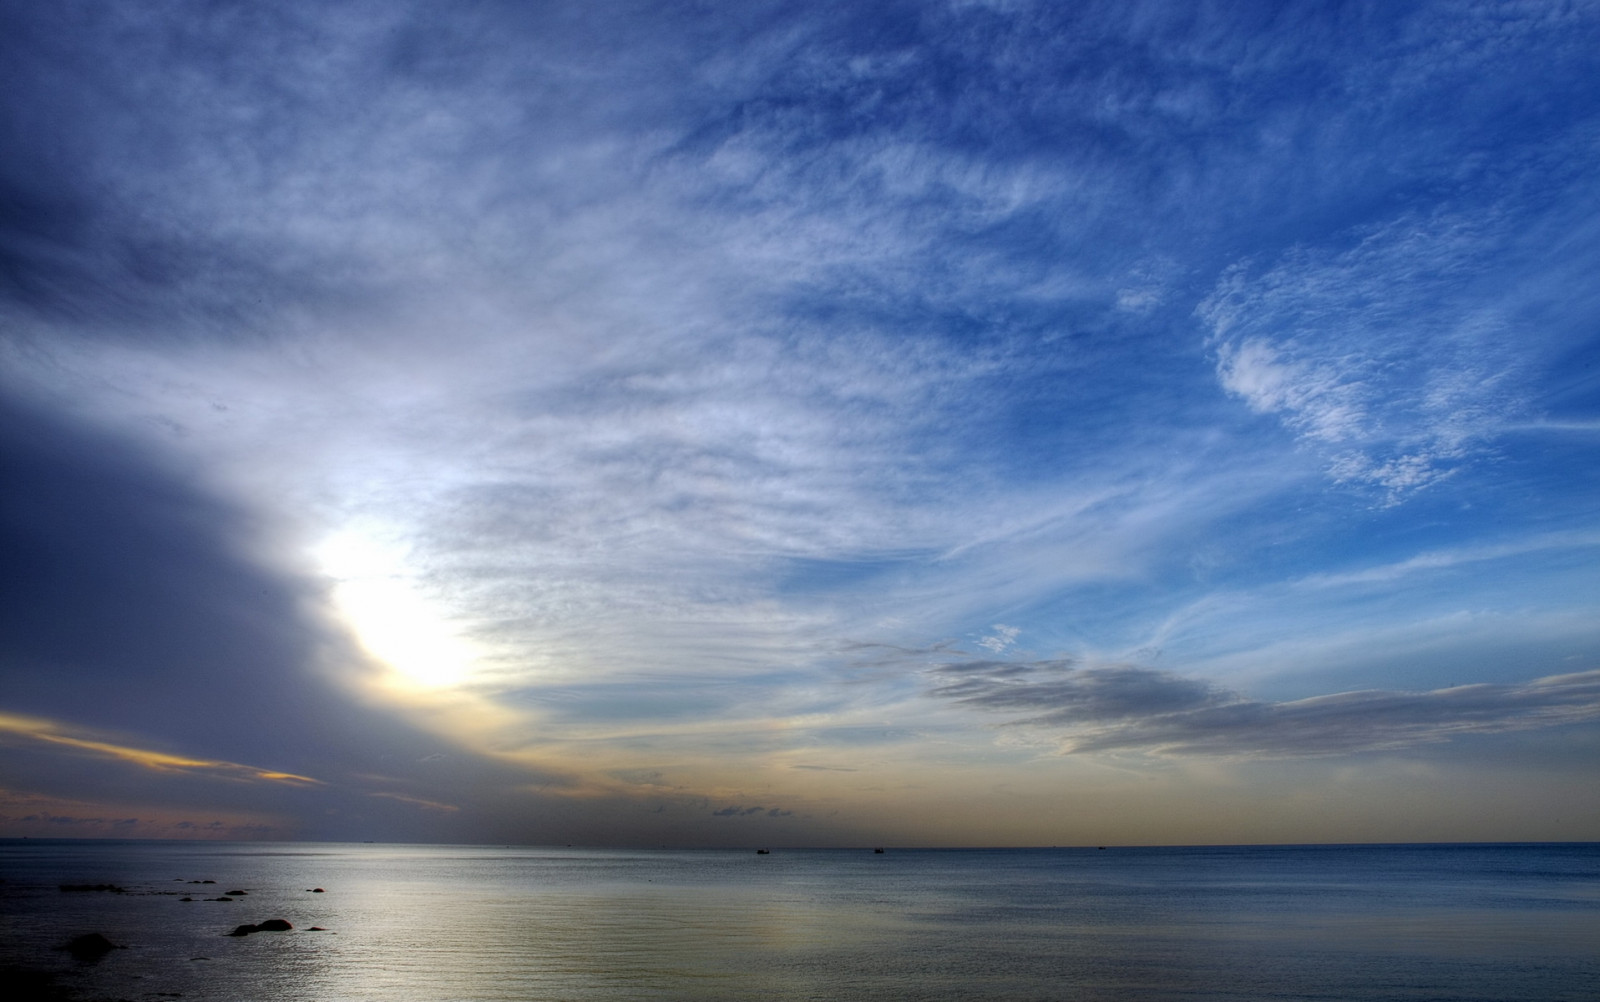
[2,0,1598,845]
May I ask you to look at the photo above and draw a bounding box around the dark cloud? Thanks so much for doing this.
[0,390,563,833]
[0,35,277,336]
[711,805,791,817]
[1,390,347,756]
[930,658,1230,721]
[0,392,877,846]
[0,0,772,344]
[927,659,1600,757]
[0,2,442,338]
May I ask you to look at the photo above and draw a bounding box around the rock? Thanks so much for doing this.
[59,933,121,961]
[307,926,327,931]
[227,919,292,937]
[224,890,248,896]
[58,884,126,893]
[179,897,193,902]
[310,887,324,892]
[2,965,75,1000]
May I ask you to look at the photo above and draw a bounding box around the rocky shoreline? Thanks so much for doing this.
[3,873,337,1002]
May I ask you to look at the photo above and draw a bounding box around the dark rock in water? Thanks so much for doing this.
[227,919,293,937]
[210,897,234,901]
[58,933,122,961]
[179,897,193,902]
[2,965,75,1000]
[225,889,248,896]
[202,880,216,884]
[310,887,324,892]
[307,926,327,931]
[58,883,126,893]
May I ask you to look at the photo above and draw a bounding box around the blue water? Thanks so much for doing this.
[1,841,1596,1001]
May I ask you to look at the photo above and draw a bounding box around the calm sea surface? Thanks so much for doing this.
[1,840,1596,1001]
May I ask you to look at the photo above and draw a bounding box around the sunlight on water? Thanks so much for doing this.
[2,842,1597,1001]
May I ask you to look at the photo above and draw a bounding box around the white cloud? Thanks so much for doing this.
[1292,531,1600,590]
[1214,338,1365,442]
[1199,207,1546,501]
[977,625,1020,654]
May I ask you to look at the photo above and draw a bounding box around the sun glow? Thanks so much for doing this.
[316,530,482,690]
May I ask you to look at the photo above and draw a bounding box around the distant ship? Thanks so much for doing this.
[755,848,770,854]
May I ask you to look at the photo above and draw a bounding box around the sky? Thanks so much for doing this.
[2,0,1598,847]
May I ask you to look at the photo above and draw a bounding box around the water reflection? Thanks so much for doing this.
[1,842,1596,1001]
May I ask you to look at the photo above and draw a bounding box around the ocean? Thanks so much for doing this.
[1,840,1596,1001]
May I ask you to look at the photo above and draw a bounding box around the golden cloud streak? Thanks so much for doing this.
[368,791,460,812]
[0,711,320,785]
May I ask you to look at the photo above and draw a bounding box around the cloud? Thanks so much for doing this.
[977,624,1020,654]
[1199,215,1520,501]
[2,0,1598,845]
[928,659,1600,757]
[1291,531,1600,591]
[0,711,319,785]
[1214,338,1366,444]
[1199,135,1600,504]
[0,787,289,840]
[711,805,793,818]
[0,389,581,836]
[368,791,459,813]
[0,391,405,766]
[0,0,1400,720]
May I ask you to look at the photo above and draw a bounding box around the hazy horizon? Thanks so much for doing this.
[3,0,1599,849]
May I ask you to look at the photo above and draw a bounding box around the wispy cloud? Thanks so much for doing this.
[1291,531,1600,590]
[368,791,459,813]
[2,0,1598,843]
[977,625,1021,654]
[929,660,1600,757]
[0,712,319,785]
[1199,210,1539,501]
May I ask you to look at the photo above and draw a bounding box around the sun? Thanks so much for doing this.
[314,530,481,690]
